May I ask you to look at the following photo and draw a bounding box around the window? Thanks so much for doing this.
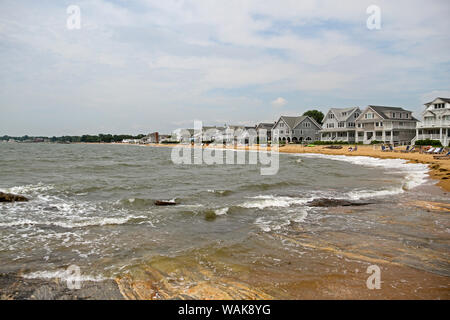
[280,130,283,134]
[392,113,396,118]
[329,113,335,119]
[342,112,347,116]
[327,123,335,128]
[354,113,360,118]
[406,113,409,118]
[338,122,345,128]
[303,122,311,128]
[365,113,374,119]
[348,122,355,127]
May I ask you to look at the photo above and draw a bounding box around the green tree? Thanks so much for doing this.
[303,110,324,125]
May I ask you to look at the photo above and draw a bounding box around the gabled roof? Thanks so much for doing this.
[277,115,321,129]
[256,123,275,130]
[424,97,450,106]
[328,107,360,122]
[365,105,417,121]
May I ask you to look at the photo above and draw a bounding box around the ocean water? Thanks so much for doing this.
[0,143,449,298]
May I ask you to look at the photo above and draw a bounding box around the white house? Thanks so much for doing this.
[415,97,450,146]
[355,105,418,145]
[320,107,361,143]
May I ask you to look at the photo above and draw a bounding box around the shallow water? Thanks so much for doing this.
[0,143,449,299]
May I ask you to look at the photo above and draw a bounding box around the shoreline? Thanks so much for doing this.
[103,142,450,193]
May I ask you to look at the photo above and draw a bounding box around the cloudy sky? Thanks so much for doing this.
[1,0,449,136]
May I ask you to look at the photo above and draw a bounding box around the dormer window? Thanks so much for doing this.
[354,113,360,118]
[329,113,335,119]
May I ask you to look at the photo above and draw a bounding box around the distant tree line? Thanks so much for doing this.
[0,134,146,143]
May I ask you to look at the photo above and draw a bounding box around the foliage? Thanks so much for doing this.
[414,139,442,147]
[303,110,324,125]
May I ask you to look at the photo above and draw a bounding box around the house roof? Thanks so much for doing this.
[328,107,360,121]
[367,105,418,121]
[256,123,274,130]
[424,97,450,106]
[278,115,321,129]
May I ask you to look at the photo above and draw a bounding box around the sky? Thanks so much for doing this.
[0,0,449,136]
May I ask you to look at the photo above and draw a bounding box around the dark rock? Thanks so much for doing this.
[307,198,374,207]
[0,192,29,202]
[154,200,177,206]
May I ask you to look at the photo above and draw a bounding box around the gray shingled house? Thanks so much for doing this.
[355,105,418,145]
[271,115,322,143]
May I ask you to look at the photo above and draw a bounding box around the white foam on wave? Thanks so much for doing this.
[23,269,108,282]
[240,195,311,210]
[214,207,229,215]
[296,153,430,191]
[0,215,147,228]
[255,208,308,232]
[0,183,54,195]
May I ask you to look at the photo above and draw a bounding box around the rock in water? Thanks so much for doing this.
[154,200,176,206]
[307,198,373,207]
[0,192,29,202]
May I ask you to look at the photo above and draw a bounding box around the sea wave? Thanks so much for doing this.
[254,208,308,232]
[239,195,311,210]
[0,183,54,195]
[23,270,109,282]
[0,215,148,229]
[296,153,429,191]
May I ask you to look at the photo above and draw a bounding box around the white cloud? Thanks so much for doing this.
[271,97,287,108]
[0,0,449,135]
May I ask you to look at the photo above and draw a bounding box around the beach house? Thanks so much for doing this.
[355,106,418,145]
[255,123,275,142]
[320,107,361,143]
[415,97,450,147]
[271,115,322,143]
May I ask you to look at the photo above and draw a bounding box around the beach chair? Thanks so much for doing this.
[400,145,411,153]
[425,147,436,154]
[433,147,444,154]
[388,145,394,152]
[433,151,450,160]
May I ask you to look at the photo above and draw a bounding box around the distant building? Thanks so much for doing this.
[355,105,418,145]
[255,123,274,142]
[142,132,159,143]
[320,107,361,143]
[172,128,194,143]
[415,97,450,146]
[271,115,322,143]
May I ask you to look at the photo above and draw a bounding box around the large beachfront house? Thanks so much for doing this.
[271,115,322,143]
[355,106,418,145]
[320,107,361,143]
[415,97,450,147]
